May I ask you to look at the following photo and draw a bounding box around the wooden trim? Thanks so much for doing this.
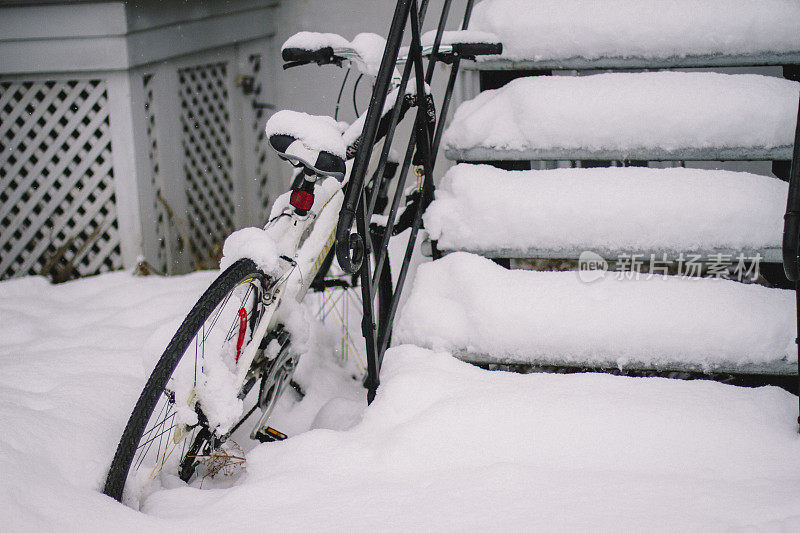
[431,244,783,264]
[446,145,795,163]
[0,3,127,40]
[0,37,130,73]
[0,4,276,75]
[124,8,276,69]
[453,350,798,376]
[468,52,800,71]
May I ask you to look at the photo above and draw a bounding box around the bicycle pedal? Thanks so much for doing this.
[254,426,287,443]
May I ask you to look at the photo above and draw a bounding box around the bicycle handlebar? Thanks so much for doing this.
[281,42,502,74]
[449,42,503,59]
[281,47,345,70]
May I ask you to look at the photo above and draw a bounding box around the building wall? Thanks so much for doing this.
[0,0,280,278]
[0,0,474,280]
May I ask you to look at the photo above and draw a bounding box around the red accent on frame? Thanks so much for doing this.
[235,307,247,363]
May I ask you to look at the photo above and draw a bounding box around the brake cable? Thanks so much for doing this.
[352,73,364,118]
[334,68,350,121]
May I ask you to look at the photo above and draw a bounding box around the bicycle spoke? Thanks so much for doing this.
[149,430,179,478]
[344,285,364,307]
[133,401,174,471]
[180,426,189,463]
[328,296,367,372]
[204,290,235,339]
[138,394,171,443]
[137,402,172,442]
[200,323,204,385]
[318,289,345,322]
[137,417,179,452]
[223,284,254,342]
[134,412,177,471]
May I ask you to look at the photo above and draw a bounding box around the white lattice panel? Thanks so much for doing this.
[178,62,234,266]
[0,79,122,280]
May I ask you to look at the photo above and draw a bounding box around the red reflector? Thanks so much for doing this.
[290,189,314,211]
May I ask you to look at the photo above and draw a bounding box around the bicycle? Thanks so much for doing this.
[102,0,501,506]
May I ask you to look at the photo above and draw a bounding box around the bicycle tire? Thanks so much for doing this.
[103,259,271,503]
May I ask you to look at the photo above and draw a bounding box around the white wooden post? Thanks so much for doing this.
[229,38,284,229]
[228,46,251,229]
[252,38,287,220]
[151,65,193,274]
[106,69,158,269]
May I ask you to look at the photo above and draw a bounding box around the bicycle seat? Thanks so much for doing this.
[265,110,347,180]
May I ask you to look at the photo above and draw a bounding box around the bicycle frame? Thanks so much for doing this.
[335,0,478,402]
[219,171,346,405]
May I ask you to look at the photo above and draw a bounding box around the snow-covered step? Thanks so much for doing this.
[467,0,800,70]
[395,253,796,375]
[423,164,786,262]
[444,72,799,162]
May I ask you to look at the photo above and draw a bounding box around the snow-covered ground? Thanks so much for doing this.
[2,270,800,531]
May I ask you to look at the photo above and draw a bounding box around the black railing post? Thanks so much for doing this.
[796,279,800,428]
[372,0,473,283]
[781,93,800,283]
[783,90,800,428]
[336,0,412,276]
[349,0,479,401]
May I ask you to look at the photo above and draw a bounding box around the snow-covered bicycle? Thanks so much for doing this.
[102,0,500,505]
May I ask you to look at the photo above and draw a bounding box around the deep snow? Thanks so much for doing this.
[425,164,787,255]
[2,270,800,531]
[469,0,800,61]
[395,252,795,371]
[444,72,799,154]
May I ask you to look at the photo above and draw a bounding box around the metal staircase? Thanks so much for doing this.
[398,2,800,403]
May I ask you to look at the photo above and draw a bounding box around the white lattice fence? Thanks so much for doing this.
[178,62,234,267]
[0,79,121,280]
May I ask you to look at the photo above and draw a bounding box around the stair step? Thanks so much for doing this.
[471,53,800,72]
[444,72,799,162]
[467,0,800,70]
[395,253,796,375]
[424,164,786,262]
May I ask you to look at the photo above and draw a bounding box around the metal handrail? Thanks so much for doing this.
[334,0,477,402]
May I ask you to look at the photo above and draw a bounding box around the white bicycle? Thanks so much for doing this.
[103,0,501,505]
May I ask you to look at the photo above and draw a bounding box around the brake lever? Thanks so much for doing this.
[283,60,310,70]
[283,57,345,71]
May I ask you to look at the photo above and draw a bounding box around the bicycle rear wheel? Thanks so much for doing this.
[103,259,280,505]
[310,229,393,380]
